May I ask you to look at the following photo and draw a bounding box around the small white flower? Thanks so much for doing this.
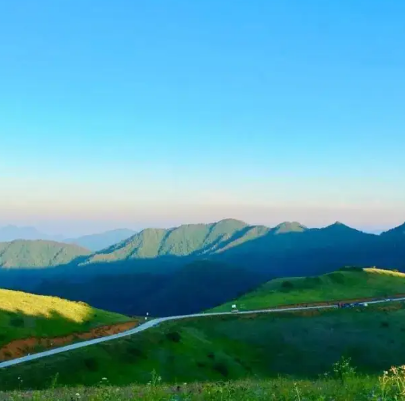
[102,377,108,381]
[75,393,80,398]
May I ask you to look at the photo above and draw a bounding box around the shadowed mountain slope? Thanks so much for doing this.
[35,260,265,317]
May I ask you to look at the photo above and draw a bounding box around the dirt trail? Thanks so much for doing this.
[0,320,140,361]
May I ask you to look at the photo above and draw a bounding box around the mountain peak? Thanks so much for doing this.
[271,221,307,234]
[215,218,248,227]
[325,221,357,231]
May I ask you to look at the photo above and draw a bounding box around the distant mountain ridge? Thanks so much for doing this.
[0,240,90,268]
[0,226,137,252]
[82,218,377,265]
[0,218,404,317]
[64,229,137,252]
[0,225,63,242]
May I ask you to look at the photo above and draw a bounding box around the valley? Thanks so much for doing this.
[0,220,404,400]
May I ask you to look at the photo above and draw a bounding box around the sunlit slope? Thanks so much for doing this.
[0,240,90,268]
[3,303,405,389]
[85,219,252,263]
[211,267,405,312]
[0,289,131,347]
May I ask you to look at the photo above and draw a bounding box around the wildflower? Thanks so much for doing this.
[75,393,81,398]
[102,377,108,381]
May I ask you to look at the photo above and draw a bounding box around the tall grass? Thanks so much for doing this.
[3,366,405,401]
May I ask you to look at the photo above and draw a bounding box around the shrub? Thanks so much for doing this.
[165,331,181,343]
[281,280,294,290]
[84,357,99,372]
[331,356,356,383]
[9,316,24,328]
[213,361,229,377]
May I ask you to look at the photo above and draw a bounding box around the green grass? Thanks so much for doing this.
[211,267,405,312]
[0,289,132,347]
[0,375,397,401]
[2,303,405,391]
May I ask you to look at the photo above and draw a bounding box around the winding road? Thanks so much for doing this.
[1,297,404,370]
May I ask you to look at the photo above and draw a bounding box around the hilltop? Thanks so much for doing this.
[85,218,250,263]
[0,240,90,268]
[0,288,136,360]
[78,218,392,278]
[211,267,405,312]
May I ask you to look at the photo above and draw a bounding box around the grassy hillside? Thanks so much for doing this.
[0,240,90,268]
[0,288,132,348]
[211,267,405,312]
[2,303,405,390]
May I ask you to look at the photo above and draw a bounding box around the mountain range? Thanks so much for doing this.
[0,226,137,252]
[0,218,404,316]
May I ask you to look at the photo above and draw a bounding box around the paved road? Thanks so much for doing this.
[1,297,404,370]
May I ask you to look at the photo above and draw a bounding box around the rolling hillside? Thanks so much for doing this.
[0,220,405,317]
[211,267,405,312]
[2,302,405,390]
[0,288,135,360]
[0,240,91,268]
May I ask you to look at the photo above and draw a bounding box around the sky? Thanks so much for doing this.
[0,0,404,236]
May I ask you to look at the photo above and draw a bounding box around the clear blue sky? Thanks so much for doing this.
[0,0,404,235]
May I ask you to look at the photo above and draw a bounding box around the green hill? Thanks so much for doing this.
[2,302,405,390]
[0,240,90,268]
[211,267,405,312]
[85,218,251,264]
[0,288,132,349]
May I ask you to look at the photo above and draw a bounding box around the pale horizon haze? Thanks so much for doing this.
[1,1,404,237]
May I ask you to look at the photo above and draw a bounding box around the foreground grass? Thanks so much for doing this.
[2,303,405,390]
[0,289,131,347]
[2,370,405,401]
[211,267,405,312]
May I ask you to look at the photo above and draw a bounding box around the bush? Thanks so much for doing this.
[213,361,229,377]
[84,357,99,372]
[331,356,356,383]
[9,316,25,328]
[281,281,294,289]
[165,331,181,343]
